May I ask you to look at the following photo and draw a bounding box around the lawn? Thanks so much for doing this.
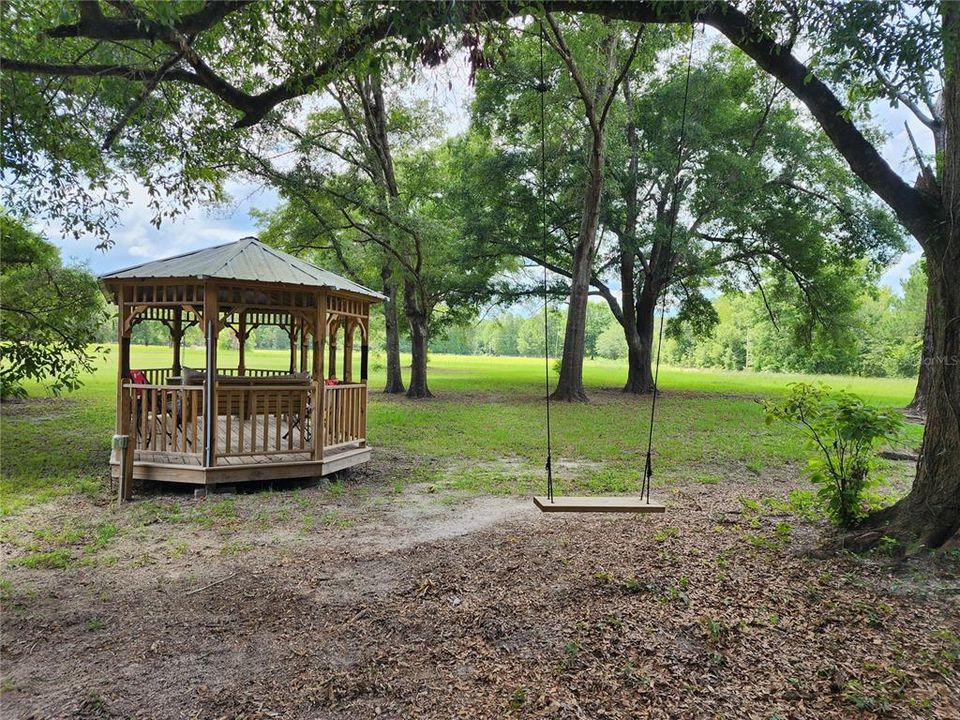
[1,345,921,514]
[5,348,956,720]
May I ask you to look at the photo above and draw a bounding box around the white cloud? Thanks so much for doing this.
[46,180,278,275]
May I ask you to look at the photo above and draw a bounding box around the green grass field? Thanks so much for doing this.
[0,345,922,514]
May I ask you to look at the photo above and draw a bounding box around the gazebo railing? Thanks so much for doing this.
[216,383,315,459]
[136,367,172,386]
[216,368,292,378]
[125,383,204,458]
[323,383,367,450]
[123,379,365,464]
[132,367,294,386]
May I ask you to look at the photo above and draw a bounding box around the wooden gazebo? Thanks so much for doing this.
[100,237,382,490]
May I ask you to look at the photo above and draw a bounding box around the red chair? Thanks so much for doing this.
[129,369,148,389]
[128,369,150,444]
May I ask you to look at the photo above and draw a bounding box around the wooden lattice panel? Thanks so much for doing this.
[126,283,203,305]
[327,295,366,318]
[217,284,317,312]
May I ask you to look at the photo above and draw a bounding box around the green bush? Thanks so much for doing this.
[762,383,904,527]
[596,324,628,360]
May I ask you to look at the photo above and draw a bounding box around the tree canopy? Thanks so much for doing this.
[0,213,106,398]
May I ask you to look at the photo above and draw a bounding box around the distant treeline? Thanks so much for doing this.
[428,261,926,379]
[109,260,924,381]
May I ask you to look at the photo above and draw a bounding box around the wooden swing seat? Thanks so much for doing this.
[533,496,666,514]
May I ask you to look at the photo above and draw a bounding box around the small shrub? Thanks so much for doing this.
[739,497,762,514]
[786,489,820,521]
[509,687,527,709]
[622,576,644,593]
[654,526,679,543]
[703,617,727,643]
[763,383,903,527]
[87,522,118,553]
[876,535,900,557]
[775,521,793,540]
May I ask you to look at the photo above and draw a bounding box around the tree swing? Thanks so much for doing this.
[532,21,695,514]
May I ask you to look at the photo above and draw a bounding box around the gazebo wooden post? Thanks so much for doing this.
[203,282,219,471]
[115,286,131,435]
[360,313,369,382]
[359,310,369,449]
[313,293,327,462]
[343,320,354,383]
[287,317,297,373]
[328,319,339,380]
[238,311,246,377]
[171,306,183,378]
[299,317,309,373]
[116,287,134,500]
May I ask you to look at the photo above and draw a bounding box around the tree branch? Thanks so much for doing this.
[4,0,941,243]
[739,261,779,331]
[102,51,184,150]
[0,58,205,87]
[46,0,253,40]
[872,62,937,128]
[543,13,598,136]
[597,26,645,131]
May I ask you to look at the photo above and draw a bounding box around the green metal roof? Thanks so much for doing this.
[99,237,384,300]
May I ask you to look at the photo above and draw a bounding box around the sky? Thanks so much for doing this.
[47,39,932,297]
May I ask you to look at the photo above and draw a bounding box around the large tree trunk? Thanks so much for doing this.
[863,4,959,548]
[616,77,656,396]
[623,279,657,394]
[906,289,935,415]
[406,316,431,399]
[548,21,624,403]
[381,266,405,394]
[552,140,605,402]
[864,250,960,547]
[403,279,432,399]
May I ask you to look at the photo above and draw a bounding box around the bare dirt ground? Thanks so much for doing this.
[2,453,959,720]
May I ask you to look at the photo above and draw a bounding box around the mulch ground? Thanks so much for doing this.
[3,479,959,720]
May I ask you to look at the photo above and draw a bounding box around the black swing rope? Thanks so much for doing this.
[640,28,696,504]
[537,20,695,505]
[538,21,554,502]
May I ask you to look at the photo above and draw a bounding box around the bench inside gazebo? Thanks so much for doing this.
[101,237,383,490]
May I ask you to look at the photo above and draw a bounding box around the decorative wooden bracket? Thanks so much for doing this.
[123,305,148,333]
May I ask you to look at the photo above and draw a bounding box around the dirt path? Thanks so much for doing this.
[2,470,959,719]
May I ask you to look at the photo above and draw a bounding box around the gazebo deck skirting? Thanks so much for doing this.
[111,447,370,486]
[100,237,384,490]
